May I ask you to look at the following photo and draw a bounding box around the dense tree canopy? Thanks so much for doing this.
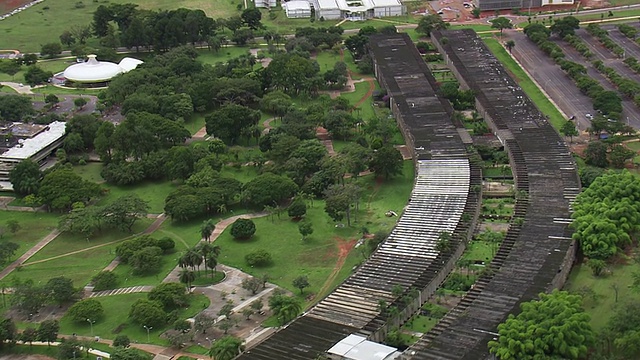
[9,159,42,195]
[571,170,640,259]
[0,95,34,120]
[38,167,102,211]
[242,173,298,208]
[488,290,594,359]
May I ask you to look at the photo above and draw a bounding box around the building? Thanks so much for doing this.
[0,121,66,185]
[255,0,277,8]
[327,335,401,360]
[285,0,312,18]
[62,55,143,85]
[310,0,405,20]
[475,0,574,11]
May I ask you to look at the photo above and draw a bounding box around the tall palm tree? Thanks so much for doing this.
[200,220,215,242]
[197,243,222,277]
[179,269,196,290]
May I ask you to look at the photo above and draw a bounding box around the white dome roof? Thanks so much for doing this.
[118,57,144,72]
[63,55,123,83]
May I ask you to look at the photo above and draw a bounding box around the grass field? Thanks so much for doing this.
[197,46,251,66]
[625,140,640,152]
[59,292,209,345]
[483,37,565,130]
[111,250,182,287]
[212,161,413,300]
[565,261,640,331]
[0,211,59,265]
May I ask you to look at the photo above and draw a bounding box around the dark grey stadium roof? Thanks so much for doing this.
[407,29,580,360]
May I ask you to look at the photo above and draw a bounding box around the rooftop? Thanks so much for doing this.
[0,121,66,160]
[328,334,400,360]
[63,55,143,83]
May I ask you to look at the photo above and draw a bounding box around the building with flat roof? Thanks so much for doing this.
[327,335,401,360]
[285,0,313,18]
[310,0,405,20]
[255,0,277,7]
[0,121,66,183]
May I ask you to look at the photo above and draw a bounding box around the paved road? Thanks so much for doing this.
[606,26,640,59]
[507,31,594,131]
[575,28,640,84]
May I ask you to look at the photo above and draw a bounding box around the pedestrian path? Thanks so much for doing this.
[90,285,154,298]
[0,229,60,281]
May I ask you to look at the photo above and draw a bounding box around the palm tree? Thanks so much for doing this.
[179,269,196,290]
[505,40,515,54]
[178,253,193,270]
[208,336,245,360]
[201,220,215,242]
[197,243,221,277]
[206,254,218,278]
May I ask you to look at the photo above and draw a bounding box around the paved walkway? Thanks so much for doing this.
[0,229,60,281]
[90,285,154,298]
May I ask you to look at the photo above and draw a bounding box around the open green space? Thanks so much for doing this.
[462,240,497,264]
[315,51,342,73]
[0,343,103,360]
[111,250,182,287]
[59,292,209,345]
[0,211,59,264]
[625,140,640,152]
[184,114,206,135]
[197,46,252,66]
[565,261,640,331]
[483,37,565,130]
[213,161,413,301]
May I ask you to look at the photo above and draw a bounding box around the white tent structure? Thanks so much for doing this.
[63,55,143,83]
[285,0,313,17]
[310,0,405,20]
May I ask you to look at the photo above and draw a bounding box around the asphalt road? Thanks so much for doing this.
[508,31,594,131]
[575,28,640,84]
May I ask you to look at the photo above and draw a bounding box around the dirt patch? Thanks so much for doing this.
[479,222,510,233]
[0,0,33,14]
[311,237,358,302]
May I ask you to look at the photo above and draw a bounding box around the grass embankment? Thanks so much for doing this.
[0,211,59,265]
[483,37,565,130]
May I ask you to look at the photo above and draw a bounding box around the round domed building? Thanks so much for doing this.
[57,55,143,87]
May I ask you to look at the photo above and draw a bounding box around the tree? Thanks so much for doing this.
[194,312,215,334]
[609,144,635,169]
[245,250,272,267]
[11,279,48,314]
[560,120,578,144]
[0,242,19,264]
[369,145,403,180]
[269,294,301,325]
[128,299,166,328]
[416,14,449,36]
[205,104,261,145]
[584,141,609,168]
[24,65,52,86]
[113,334,131,348]
[38,167,102,211]
[587,258,607,276]
[9,159,42,196]
[0,60,21,80]
[435,231,452,253]
[37,320,60,345]
[59,31,76,47]
[550,16,580,38]
[200,219,216,242]
[179,269,196,289]
[40,43,62,58]
[292,275,310,294]
[298,222,313,241]
[242,308,254,320]
[230,218,256,239]
[242,173,298,208]
[74,97,88,109]
[102,195,150,232]
[148,282,188,310]
[505,40,515,53]
[45,94,60,108]
[6,220,20,234]
[57,338,82,359]
[241,8,262,30]
[92,271,118,291]
[66,299,104,323]
[131,246,163,274]
[0,318,16,349]
[488,290,594,359]
[208,335,245,360]
[69,24,91,44]
[287,199,307,220]
[261,91,293,119]
[0,94,34,120]
[45,276,76,305]
[490,17,512,35]
[241,277,262,295]
[20,327,37,347]
[593,90,622,116]
[111,347,152,360]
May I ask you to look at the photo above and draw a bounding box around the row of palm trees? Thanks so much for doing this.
[179,241,221,289]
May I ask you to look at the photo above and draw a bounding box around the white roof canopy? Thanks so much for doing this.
[63,55,143,83]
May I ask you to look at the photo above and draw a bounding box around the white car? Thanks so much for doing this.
[586,113,593,120]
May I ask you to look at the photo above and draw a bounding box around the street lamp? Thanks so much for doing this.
[86,318,95,336]
[143,325,152,343]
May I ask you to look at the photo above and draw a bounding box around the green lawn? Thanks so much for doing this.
[341,81,377,120]
[462,240,497,263]
[111,251,182,287]
[565,261,640,331]
[100,180,176,214]
[197,47,251,66]
[59,293,210,345]
[0,211,59,265]
[184,113,206,135]
[73,163,105,183]
[625,141,640,152]
[483,37,565,130]
[31,86,101,96]
[213,161,414,301]
[0,0,244,52]
[315,51,342,73]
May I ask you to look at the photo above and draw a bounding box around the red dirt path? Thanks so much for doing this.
[1,0,32,13]
[312,237,358,302]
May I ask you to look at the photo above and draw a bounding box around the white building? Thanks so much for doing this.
[0,121,66,184]
[63,55,143,84]
[327,334,401,360]
[255,0,277,8]
[285,0,313,18]
[310,0,405,20]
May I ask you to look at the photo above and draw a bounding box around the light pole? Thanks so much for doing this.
[143,325,152,343]
[86,318,95,336]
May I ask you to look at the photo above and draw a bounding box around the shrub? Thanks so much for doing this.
[157,237,176,253]
[91,271,117,291]
[230,218,256,239]
[113,334,130,348]
[67,299,104,323]
[116,235,159,264]
[245,250,272,267]
[148,283,188,310]
[129,299,166,327]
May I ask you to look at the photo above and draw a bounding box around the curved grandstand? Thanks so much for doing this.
[236,33,481,359]
[404,29,580,359]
